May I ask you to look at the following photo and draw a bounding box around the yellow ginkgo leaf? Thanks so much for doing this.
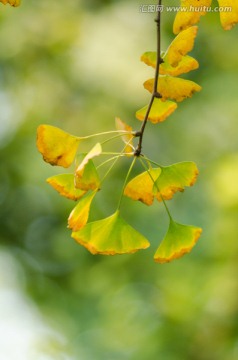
[154,162,199,201]
[160,55,199,76]
[165,26,198,67]
[173,0,212,34]
[72,211,150,255]
[0,0,20,6]
[124,168,161,206]
[144,76,201,102]
[154,220,202,263]
[75,159,100,191]
[76,143,102,173]
[47,174,86,201]
[218,0,238,30]
[115,117,134,156]
[68,191,97,232]
[136,98,177,124]
[36,125,80,168]
[75,143,101,191]
[141,51,157,68]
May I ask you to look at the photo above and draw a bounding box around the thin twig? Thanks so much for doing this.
[134,0,163,156]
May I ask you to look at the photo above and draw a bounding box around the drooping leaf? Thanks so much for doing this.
[115,117,134,156]
[76,143,102,173]
[75,143,101,191]
[72,211,150,255]
[173,0,212,34]
[218,0,238,30]
[165,26,198,67]
[68,191,97,232]
[154,220,202,263]
[47,174,86,200]
[36,125,80,168]
[0,0,20,6]
[124,168,161,206]
[144,76,201,102]
[75,159,100,191]
[136,98,177,124]
[154,162,199,201]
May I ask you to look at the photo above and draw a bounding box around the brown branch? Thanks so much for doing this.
[134,0,163,157]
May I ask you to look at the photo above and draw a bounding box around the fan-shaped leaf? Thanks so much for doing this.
[154,220,202,263]
[76,143,102,173]
[0,0,20,6]
[173,0,212,34]
[75,159,100,191]
[160,55,199,76]
[36,125,80,168]
[124,168,161,205]
[218,0,238,30]
[136,98,177,124]
[47,174,86,200]
[115,117,134,155]
[154,162,199,201]
[141,52,199,76]
[165,26,198,67]
[72,211,150,255]
[141,51,157,68]
[144,76,201,102]
[68,191,97,232]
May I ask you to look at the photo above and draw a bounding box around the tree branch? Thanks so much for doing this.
[134,0,163,157]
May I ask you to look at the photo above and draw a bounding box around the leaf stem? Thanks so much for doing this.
[134,0,163,157]
[100,133,135,146]
[117,157,137,210]
[81,130,134,140]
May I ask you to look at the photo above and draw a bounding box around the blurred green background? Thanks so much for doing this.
[0,0,238,359]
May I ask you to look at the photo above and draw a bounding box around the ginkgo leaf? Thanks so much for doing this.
[76,143,102,173]
[165,26,198,67]
[173,0,212,34]
[218,0,238,30]
[75,143,101,191]
[75,159,100,191]
[47,174,86,201]
[72,210,150,255]
[136,98,177,124]
[141,51,199,76]
[144,76,201,102]
[124,168,161,206]
[141,51,157,68]
[160,55,199,76]
[115,117,134,156]
[154,162,199,201]
[68,191,97,232]
[36,125,80,168]
[0,0,20,6]
[154,220,202,263]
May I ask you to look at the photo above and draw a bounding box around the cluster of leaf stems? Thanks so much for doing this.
[79,1,172,219]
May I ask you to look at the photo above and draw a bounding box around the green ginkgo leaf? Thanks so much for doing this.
[68,191,97,232]
[75,159,100,191]
[47,174,86,200]
[154,162,199,201]
[136,98,177,124]
[72,211,150,255]
[154,220,202,263]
